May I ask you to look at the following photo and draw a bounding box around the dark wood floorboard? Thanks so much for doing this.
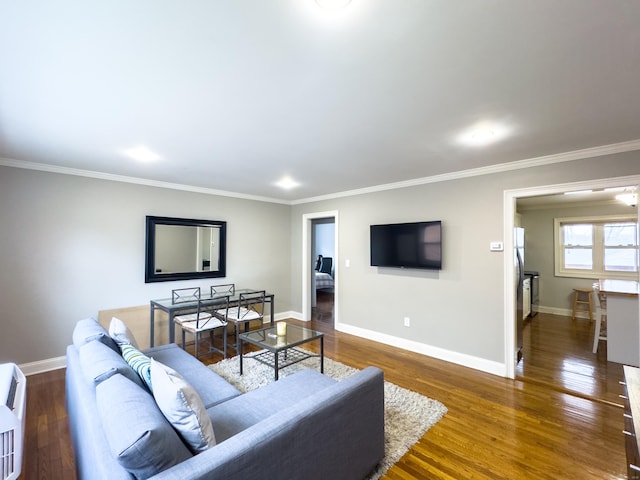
[22,298,627,479]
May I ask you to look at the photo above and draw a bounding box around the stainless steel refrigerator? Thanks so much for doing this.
[515,227,525,363]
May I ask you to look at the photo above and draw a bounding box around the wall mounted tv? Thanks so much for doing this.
[370,221,442,270]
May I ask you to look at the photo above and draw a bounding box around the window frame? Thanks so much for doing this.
[554,215,639,280]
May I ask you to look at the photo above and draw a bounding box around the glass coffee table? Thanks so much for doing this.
[239,323,324,380]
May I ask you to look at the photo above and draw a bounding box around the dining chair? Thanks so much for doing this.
[217,290,266,355]
[592,283,607,354]
[172,287,201,304]
[210,283,235,297]
[174,296,230,358]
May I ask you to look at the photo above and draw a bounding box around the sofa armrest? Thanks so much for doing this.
[149,366,385,480]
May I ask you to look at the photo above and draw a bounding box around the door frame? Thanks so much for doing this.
[302,210,339,322]
[503,174,640,379]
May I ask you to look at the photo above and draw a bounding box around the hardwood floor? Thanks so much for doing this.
[517,312,624,407]
[23,307,627,479]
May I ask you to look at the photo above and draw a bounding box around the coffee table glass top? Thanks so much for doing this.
[240,323,322,351]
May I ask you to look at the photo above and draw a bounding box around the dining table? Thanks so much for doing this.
[149,288,275,347]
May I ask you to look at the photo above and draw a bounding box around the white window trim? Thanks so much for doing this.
[554,214,639,280]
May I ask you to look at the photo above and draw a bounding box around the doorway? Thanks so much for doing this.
[504,175,640,402]
[302,211,339,324]
[311,218,335,324]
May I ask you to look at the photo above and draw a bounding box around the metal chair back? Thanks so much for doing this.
[172,287,201,304]
[210,283,235,297]
[235,290,266,321]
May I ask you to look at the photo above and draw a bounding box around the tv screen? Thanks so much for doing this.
[370,221,442,270]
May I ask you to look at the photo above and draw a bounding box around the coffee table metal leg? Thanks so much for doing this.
[320,336,324,374]
[240,339,244,376]
[274,351,279,381]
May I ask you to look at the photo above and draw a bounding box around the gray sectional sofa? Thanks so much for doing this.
[65,318,385,480]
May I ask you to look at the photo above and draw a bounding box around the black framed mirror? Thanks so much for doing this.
[145,216,227,283]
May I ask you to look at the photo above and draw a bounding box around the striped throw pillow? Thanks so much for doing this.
[121,344,153,391]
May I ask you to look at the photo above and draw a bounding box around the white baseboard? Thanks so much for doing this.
[19,356,66,376]
[334,321,506,377]
[275,311,303,321]
[537,305,592,319]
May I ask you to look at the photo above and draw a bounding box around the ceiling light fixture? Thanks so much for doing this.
[315,0,351,9]
[275,176,300,190]
[122,145,160,162]
[456,121,510,147]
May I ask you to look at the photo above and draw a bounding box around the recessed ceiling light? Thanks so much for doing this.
[456,122,510,147]
[275,176,300,190]
[316,0,351,9]
[122,145,160,162]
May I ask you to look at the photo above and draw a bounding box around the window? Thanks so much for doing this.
[555,216,639,279]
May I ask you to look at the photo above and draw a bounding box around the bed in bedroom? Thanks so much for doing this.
[315,271,334,290]
[315,255,334,291]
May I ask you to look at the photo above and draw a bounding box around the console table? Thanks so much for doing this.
[149,289,275,347]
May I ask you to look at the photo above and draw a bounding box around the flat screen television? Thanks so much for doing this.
[370,221,442,270]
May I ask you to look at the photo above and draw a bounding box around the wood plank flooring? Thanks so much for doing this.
[22,301,627,479]
[517,312,624,406]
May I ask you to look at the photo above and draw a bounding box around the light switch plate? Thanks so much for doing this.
[490,241,504,252]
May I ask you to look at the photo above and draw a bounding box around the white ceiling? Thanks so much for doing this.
[1,0,639,202]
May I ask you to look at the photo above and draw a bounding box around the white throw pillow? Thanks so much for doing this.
[109,316,139,348]
[150,359,216,453]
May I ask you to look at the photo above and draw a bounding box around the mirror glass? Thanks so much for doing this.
[145,216,227,283]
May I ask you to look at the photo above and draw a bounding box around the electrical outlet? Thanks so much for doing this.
[403,317,410,327]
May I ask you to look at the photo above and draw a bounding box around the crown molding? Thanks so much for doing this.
[2,138,640,206]
[293,139,640,204]
[0,157,291,205]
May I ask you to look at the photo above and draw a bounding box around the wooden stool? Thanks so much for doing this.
[571,288,593,321]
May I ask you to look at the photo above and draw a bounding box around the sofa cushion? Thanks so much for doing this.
[207,368,336,442]
[121,344,153,391]
[96,373,192,478]
[109,316,139,348]
[150,359,216,453]
[78,339,145,389]
[72,317,119,353]
[145,344,241,408]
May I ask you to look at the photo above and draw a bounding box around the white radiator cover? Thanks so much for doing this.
[0,363,26,480]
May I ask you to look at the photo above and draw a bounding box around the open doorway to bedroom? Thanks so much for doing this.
[312,217,335,324]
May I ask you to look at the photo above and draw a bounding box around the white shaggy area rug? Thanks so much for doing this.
[209,350,447,480]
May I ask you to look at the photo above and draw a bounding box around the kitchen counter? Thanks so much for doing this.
[599,279,640,297]
[599,279,640,366]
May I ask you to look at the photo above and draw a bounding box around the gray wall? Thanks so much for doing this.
[1,151,639,371]
[0,166,292,365]
[290,151,640,368]
[519,201,634,314]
